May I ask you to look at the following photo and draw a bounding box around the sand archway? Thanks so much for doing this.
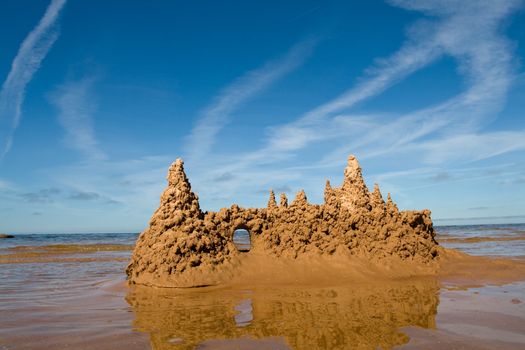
[232,228,251,252]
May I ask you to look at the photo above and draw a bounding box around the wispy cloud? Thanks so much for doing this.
[185,37,319,160]
[369,162,524,203]
[0,178,11,190]
[68,191,102,201]
[256,184,292,195]
[219,25,445,165]
[50,76,106,160]
[201,0,523,194]
[176,0,524,212]
[3,185,119,207]
[0,0,67,159]
[68,190,120,204]
[21,187,61,203]
[415,131,525,164]
[212,172,235,183]
[468,206,493,211]
[40,155,172,229]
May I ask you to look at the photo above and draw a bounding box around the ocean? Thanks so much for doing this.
[1,224,524,349]
[2,223,524,256]
[436,223,525,257]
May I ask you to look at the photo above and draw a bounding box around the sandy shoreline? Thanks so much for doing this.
[401,282,525,349]
[1,241,525,349]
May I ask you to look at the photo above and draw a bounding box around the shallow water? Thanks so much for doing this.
[3,223,524,256]
[435,223,525,257]
[232,229,251,251]
[0,232,137,249]
[127,280,440,350]
[1,224,524,349]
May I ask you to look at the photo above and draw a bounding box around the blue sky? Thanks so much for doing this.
[1,0,524,233]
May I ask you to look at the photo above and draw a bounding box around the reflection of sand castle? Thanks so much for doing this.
[127,155,438,287]
[126,281,439,350]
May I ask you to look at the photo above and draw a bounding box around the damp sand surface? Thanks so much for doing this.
[1,226,525,350]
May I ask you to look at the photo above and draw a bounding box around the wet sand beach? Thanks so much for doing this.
[1,225,525,349]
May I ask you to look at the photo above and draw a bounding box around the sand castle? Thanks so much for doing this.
[127,155,438,287]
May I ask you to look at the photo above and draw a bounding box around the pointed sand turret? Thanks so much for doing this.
[291,189,308,208]
[370,183,385,209]
[280,193,288,207]
[162,158,201,216]
[267,190,277,209]
[339,155,371,211]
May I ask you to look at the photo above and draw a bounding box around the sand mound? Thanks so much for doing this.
[126,155,439,287]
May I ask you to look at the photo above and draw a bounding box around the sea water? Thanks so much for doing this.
[1,224,524,349]
[435,223,525,257]
[2,223,524,256]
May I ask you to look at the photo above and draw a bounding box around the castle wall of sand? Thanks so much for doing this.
[126,155,438,287]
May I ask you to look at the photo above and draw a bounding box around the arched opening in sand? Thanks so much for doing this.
[233,228,251,252]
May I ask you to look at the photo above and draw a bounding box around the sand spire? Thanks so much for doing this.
[163,158,201,215]
[324,180,335,205]
[267,190,277,209]
[340,155,371,211]
[291,189,308,208]
[370,183,385,209]
[386,193,399,215]
[280,193,288,207]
